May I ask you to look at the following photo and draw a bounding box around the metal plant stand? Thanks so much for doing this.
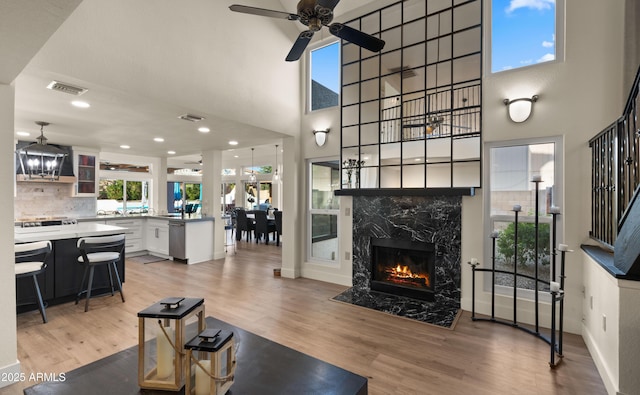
[469,177,570,367]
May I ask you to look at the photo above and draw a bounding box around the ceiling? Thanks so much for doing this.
[3,0,386,168]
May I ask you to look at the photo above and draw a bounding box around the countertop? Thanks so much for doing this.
[77,214,215,223]
[15,223,127,243]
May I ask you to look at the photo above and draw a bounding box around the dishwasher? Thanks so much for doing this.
[168,221,186,260]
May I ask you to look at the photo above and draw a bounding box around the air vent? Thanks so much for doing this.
[46,81,88,96]
[178,114,205,122]
[388,66,417,79]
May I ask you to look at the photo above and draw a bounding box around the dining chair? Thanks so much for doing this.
[76,234,125,312]
[235,208,255,242]
[254,210,277,244]
[274,210,283,246]
[15,241,52,323]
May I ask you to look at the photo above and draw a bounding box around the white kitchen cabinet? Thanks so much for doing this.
[73,148,99,197]
[107,218,144,254]
[146,219,169,256]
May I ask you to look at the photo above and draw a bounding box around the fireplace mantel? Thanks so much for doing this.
[334,187,475,197]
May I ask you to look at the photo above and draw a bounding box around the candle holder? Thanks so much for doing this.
[138,297,206,391]
[185,329,236,395]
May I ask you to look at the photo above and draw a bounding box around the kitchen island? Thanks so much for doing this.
[15,223,127,312]
[78,214,216,263]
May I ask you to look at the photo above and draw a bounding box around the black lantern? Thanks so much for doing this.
[16,122,67,181]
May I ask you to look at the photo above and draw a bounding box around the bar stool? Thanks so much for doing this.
[15,241,52,323]
[76,234,125,312]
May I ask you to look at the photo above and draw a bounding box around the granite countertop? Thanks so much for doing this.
[15,223,127,243]
[77,214,215,223]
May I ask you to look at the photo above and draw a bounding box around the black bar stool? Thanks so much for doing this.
[15,241,52,323]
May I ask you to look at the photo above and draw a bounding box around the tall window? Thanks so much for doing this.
[310,41,340,111]
[491,0,563,73]
[309,160,340,262]
[486,138,562,293]
[244,182,272,210]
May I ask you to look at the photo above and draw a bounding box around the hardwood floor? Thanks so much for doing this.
[8,241,606,395]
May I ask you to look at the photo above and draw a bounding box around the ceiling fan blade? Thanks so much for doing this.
[329,23,385,53]
[316,0,340,11]
[229,5,299,21]
[286,31,314,62]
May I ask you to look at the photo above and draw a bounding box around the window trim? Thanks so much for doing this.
[307,38,341,114]
[483,136,564,300]
[486,0,565,75]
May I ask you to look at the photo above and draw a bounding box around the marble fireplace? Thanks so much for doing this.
[334,194,461,327]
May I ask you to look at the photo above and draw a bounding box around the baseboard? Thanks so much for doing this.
[300,266,352,287]
[0,360,21,389]
[582,323,618,395]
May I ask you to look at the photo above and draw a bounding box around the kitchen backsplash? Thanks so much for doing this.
[15,183,96,219]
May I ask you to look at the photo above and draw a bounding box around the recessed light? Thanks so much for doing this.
[16,131,30,137]
[228,141,239,146]
[198,127,210,133]
[415,158,422,162]
[154,137,165,142]
[71,100,90,108]
[167,150,176,155]
[234,155,239,158]
[120,145,130,149]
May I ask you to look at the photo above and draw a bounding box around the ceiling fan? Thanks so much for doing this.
[229,0,385,61]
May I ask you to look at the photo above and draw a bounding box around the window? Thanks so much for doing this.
[309,41,340,111]
[97,179,149,214]
[308,160,340,262]
[221,182,236,214]
[244,182,272,210]
[485,138,563,295]
[491,0,563,73]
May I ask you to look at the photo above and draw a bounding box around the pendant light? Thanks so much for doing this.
[272,144,280,182]
[248,147,257,184]
[16,121,68,180]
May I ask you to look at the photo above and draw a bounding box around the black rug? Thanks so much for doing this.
[332,287,460,329]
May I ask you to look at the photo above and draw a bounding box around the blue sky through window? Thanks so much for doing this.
[492,0,556,73]
[311,42,340,93]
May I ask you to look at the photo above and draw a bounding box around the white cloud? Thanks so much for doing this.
[537,53,555,62]
[506,0,555,13]
[520,59,533,65]
[542,41,554,48]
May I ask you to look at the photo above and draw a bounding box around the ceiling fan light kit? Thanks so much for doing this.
[230,0,385,61]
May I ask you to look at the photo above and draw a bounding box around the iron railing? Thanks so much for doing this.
[589,66,640,248]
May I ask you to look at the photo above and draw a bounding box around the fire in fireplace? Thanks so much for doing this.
[370,238,436,302]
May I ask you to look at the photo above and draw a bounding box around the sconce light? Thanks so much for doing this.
[313,128,330,147]
[503,95,539,123]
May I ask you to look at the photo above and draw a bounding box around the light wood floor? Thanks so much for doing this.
[7,241,606,395]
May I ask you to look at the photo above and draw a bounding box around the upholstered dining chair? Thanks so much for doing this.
[76,234,125,312]
[274,210,283,246]
[15,240,52,323]
[235,208,255,242]
[254,210,277,244]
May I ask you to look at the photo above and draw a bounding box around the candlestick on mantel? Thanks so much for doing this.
[470,258,478,265]
[550,281,560,293]
[550,206,561,214]
[490,230,499,239]
[532,175,542,182]
[558,244,569,252]
[513,205,522,212]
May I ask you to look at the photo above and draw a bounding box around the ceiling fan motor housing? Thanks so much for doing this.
[298,0,333,29]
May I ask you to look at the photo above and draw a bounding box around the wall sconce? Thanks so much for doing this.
[503,95,539,123]
[313,128,330,147]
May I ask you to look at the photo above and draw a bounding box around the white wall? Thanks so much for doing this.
[463,0,625,335]
[0,83,20,387]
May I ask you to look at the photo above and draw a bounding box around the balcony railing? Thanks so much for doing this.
[589,66,640,248]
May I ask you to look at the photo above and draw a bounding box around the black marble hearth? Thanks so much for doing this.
[335,195,461,328]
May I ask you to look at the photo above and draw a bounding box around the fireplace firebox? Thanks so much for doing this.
[370,238,436,302]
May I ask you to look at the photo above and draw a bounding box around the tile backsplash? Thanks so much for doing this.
[15,183,96,219]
